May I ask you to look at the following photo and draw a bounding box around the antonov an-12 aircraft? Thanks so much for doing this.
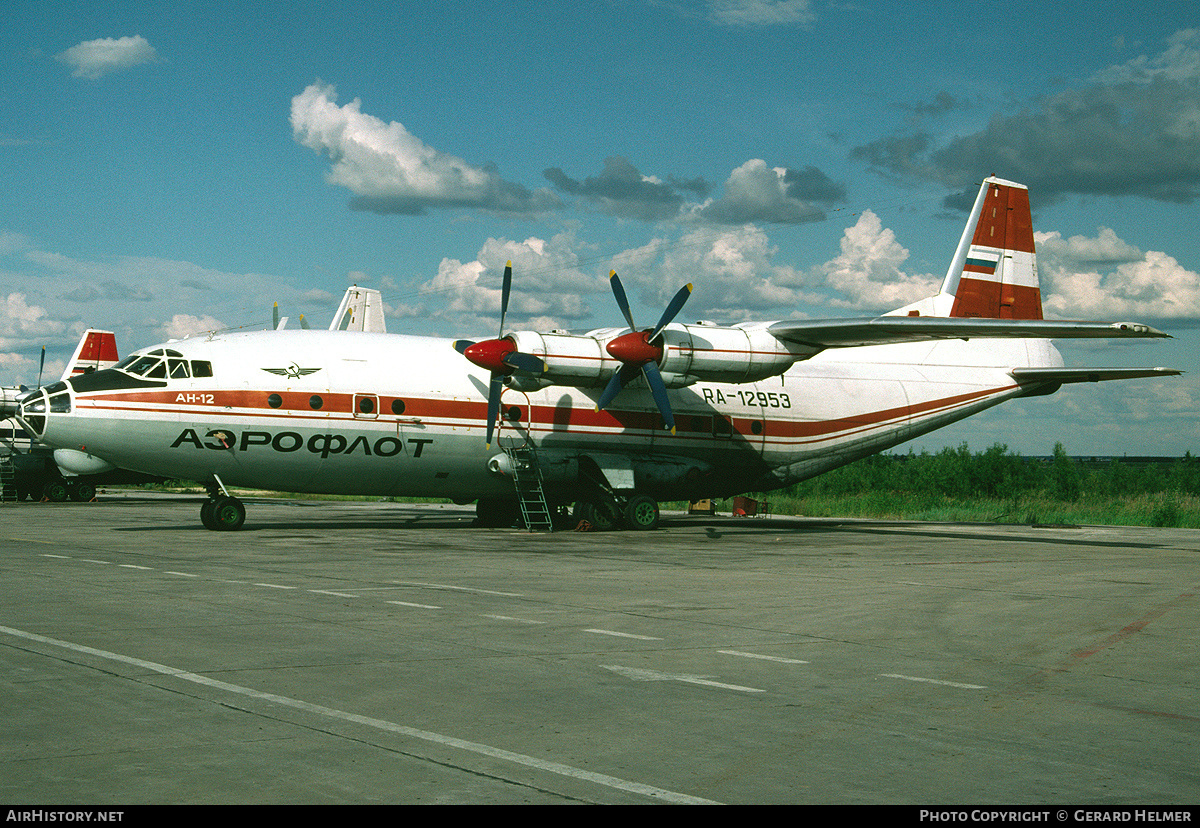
[15,177,1180,531]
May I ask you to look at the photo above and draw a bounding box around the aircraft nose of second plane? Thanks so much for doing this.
[15,388,48,437]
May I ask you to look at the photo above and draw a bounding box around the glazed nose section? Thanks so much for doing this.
[16,389,47,437]
[15,383,71,439]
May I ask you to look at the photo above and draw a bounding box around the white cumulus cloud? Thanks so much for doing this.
[817,211,940,311]
[159,314,226,341]
[691,160,831,225]
[1038,228,1200,319]
[290,82,558,216]
[55,35,158,79]
[419,232,604,336]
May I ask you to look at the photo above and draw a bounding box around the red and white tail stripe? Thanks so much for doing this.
[947,177,1043,320]
[62,329,119,380]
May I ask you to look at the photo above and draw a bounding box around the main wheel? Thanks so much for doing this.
[572,498,620,531]
[68,482,97,502]
[208,496,246,531]
[43,480,69,502]
[200,500,218,530]
[622,495,660,530]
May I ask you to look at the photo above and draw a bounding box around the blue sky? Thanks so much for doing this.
[2,0,1198,456]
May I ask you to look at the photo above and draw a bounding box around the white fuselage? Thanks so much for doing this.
[27,327,1062,502]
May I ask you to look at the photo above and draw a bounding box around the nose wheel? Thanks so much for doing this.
[201,495,246,531]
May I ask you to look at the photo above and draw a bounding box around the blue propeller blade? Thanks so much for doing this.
[649,283,693,341]
[485,373,504,447]
[609,270,636,330]
[498,261,512,338]
[641,361,676,434]
[503,351,545,374]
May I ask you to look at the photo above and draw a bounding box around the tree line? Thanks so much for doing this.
[784,443,1200,502]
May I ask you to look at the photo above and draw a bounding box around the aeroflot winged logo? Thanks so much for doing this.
[261,363,321,379]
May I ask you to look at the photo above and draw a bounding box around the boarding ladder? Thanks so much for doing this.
[0,455,16,503]
[499,440,554,532]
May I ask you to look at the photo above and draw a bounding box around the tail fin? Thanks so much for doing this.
[889,176,1043,320]
[329,285,387,333]
[944,176,1042,319]
[59,329,119,381]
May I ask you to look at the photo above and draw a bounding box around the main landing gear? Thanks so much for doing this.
[201,477,245,531]
[572,493,661,531]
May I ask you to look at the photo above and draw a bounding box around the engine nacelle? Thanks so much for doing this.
[657,323,814,384]
[506,323,813,390]
[1,385,28,418]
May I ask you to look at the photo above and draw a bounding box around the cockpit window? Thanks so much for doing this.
[113,352,212,381]
[125,356,163,376]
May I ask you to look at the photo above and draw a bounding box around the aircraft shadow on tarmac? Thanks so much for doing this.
[97,501,1173,549]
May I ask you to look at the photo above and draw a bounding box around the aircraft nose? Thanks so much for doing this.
[15,382,70,440]
[15,388,48,437]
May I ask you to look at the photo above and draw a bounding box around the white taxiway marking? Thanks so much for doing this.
[585,629,663,641]
[387,600,442,610]
[483,615,546,624]
[164,571,198,578]
[603,665,765,694]
[254,583,296,590]
[881,673,986,690]
[310,590,360,598]
[719,650,810,664]
[0,625,716,805]
[391,581,523,597]
[119,565,154,571]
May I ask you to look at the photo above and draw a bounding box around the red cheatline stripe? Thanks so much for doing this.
[76,383,1016,446]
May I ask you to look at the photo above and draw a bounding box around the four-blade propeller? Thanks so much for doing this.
[595,271,692,434]
[451,261,545,446]
[452,262,692,444]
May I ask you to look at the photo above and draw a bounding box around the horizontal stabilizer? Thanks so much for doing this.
[768,317,1170,350]
[1011,367,1182,385]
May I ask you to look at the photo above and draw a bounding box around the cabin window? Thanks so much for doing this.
[268,394,282,409]
[358,396,375,414]
[391,399,405,415]
[309,395,323,410]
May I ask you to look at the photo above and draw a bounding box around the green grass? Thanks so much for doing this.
[725,490,1200,528]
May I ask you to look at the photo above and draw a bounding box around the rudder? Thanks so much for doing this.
[946,177,1043,320]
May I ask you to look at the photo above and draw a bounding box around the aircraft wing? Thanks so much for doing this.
[1010,367,1182,385]
[767,317,1170,350]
